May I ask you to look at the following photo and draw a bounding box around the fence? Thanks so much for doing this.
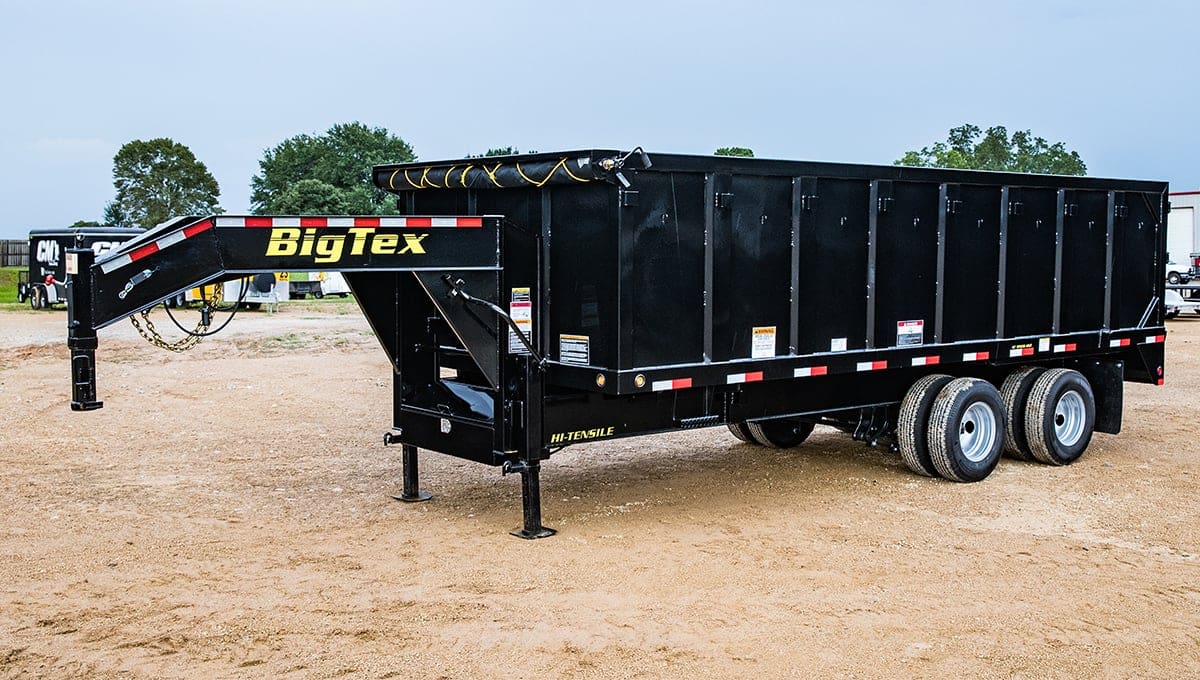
[0,240,28,268]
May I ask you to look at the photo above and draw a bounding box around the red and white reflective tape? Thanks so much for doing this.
[962,351,990,362]
[1109,338,1132,348]
[794,366,828,378]
[213,216,482,228]
[1053,343,1078,353]
[911,355,940,367]
[856,360,888,372]
[1008,347,1035,358]
[651,378,693,392]
[726,371,764,385]
[99,219,213,273]
[1144,335,1165,344]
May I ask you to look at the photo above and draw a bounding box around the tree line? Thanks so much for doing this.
[86,124,1086,228]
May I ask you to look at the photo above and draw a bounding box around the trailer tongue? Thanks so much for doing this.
[66,149,1168,538]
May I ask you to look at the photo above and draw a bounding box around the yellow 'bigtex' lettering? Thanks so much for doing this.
[265,228,428,262]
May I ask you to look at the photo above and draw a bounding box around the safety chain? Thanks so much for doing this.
[129,303,211,352]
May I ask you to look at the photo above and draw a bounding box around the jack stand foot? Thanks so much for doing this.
[510,526,557,540]
[392,444,432,503]
[504,459,556,539]
[393,490,432,503]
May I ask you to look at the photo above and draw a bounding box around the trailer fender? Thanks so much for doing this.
[1069,359,1123,435]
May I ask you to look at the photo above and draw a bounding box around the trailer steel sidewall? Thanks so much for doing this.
[928,378,1006,482]
[1024,369,1096,465]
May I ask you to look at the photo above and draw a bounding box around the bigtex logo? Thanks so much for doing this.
[265,228,428,263]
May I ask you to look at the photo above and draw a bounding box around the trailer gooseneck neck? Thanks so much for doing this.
[66,149,1168,538]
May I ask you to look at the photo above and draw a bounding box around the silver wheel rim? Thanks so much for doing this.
[1054,390,1086,447]
[959,402,997,463]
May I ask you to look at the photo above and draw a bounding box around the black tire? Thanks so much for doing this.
[727,422,754,442]
[251,273,275,294]
[928,378,1006,483]
[1024,369,1095,466]
[999,366,1047,461]
[1168,272,1182,285]
[30,285,44,310]
[337,293,349,298]
[897,374,955,477]
[1166,310,1178,320]
[313,291,324,299]
[746,419,815,448]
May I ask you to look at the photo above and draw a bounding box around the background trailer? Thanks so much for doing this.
[20,227,143,309]
[1167,190,1199,267]
[66,150,1168,537]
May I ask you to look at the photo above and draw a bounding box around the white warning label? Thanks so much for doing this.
[508,287,532,354]
[831,337,848,353]
[752,326,776,359]
[897,320,924,347]
[560,334,590,365]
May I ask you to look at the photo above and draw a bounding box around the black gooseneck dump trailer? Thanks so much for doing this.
[66,150,1168,538]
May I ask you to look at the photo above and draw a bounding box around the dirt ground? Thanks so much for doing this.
[1,303,1198,679]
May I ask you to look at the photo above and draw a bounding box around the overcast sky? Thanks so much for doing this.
[1,0,1196,239]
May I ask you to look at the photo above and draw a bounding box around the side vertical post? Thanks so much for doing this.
[935,184,949,343]
[866,180,890,349]
[1103,191,1117,331]
[65,248,102,411]
[1053,190,1066,334]
[789,178,805,354]
[702,174,718,363]
[996,186,1010,338]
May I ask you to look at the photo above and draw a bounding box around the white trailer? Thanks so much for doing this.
[1168,190,1200,276]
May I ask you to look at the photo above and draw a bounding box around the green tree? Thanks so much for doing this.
[70,220,101,228]
[715,147,755,157]
[270,179,352,215]
[102,200,128,228]
[466,147,536,158]
[251,122,415,214]
[895,124,1087,175]
[110,138,222,229]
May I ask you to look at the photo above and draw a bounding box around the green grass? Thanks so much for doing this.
[0,267,363,313]
[0,267,20,305]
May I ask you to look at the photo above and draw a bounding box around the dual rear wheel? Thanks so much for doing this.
[728,419,815,448]
[1004,368,1096,465]
[898,368,1095,482]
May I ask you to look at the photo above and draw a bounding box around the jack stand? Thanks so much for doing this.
[503,459,556,539]
[392,444,432,502]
